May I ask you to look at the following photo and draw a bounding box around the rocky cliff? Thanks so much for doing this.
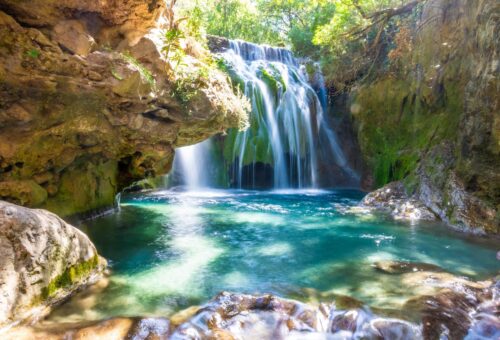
[345,0,499,234]
[0,0,248,217]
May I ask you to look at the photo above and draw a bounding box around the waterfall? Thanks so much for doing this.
[169,40,357,190]
[167,139,215,190]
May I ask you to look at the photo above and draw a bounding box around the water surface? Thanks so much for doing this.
[48,189,499,322]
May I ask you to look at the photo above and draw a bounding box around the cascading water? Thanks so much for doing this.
[169,40,358,190]
[166,139,216,190]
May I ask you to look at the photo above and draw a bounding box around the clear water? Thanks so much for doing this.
[49,190,499,322]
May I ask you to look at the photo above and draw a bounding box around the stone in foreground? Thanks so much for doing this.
[0,201,106,329]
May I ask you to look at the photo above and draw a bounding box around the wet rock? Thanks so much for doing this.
[169,306,200,329]
[8,285,498,339]
[287,287,364,310]
[373,261,445,274]
[170,292,331,339]
[465,281,500,339]
[361,181,437,221]
[400,271,492,292]
[403,279,499,340]
[170,292,423,339]
[4,317,170,340]
[207,35,230,53]
[127,317,170,340]
[328,309,422,339]
[0,201,106,329]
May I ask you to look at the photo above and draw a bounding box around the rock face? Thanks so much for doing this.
[0,1,248,217]
[0,201,106,329]
[361,181,437,222]
[348,0,499,234]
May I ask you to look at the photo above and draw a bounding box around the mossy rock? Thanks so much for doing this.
[42,255,100,299]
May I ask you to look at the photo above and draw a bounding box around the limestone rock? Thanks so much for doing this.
[0,201,106,329]
[52,20,96,57]
[350,0,499,234]
[0,2,249,217]
[361,181,437,222]
[0,0,165,45]
[5,317,170,340]
[373,261,445,275]
[171,292,422,339]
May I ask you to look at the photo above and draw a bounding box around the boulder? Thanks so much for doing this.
[52,20,96,57]
[373,260,445,275]
[0,201,106,329]
[361,181,436,221]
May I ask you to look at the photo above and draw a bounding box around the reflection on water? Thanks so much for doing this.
[48,190,499,322]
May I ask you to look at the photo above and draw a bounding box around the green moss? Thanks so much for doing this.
[43,160,118,217]
[258,66,287,100]
[26,49,40,59]
[353,74,464,189]
[0,180,48,207]
[41,255,99,300]
[172,77,198,106]
[111,68,124,81]
[120,52,156,89]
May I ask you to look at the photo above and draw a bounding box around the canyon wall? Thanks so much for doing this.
[345,0,499,234]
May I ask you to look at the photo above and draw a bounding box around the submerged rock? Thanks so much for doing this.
[361,181,436,222]
[0,201,106,329]
[373,261,445,274]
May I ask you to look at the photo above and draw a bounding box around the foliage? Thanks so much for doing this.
[175,0,425,87]
[120,52,156,88]
[172,65,209,106]
[258,0,336,57]
[313,0,424,88]
[162,27,186,73]
[26,49,40,59]
[162,0,188,74]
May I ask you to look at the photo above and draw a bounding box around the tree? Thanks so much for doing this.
[313,0,427,89]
